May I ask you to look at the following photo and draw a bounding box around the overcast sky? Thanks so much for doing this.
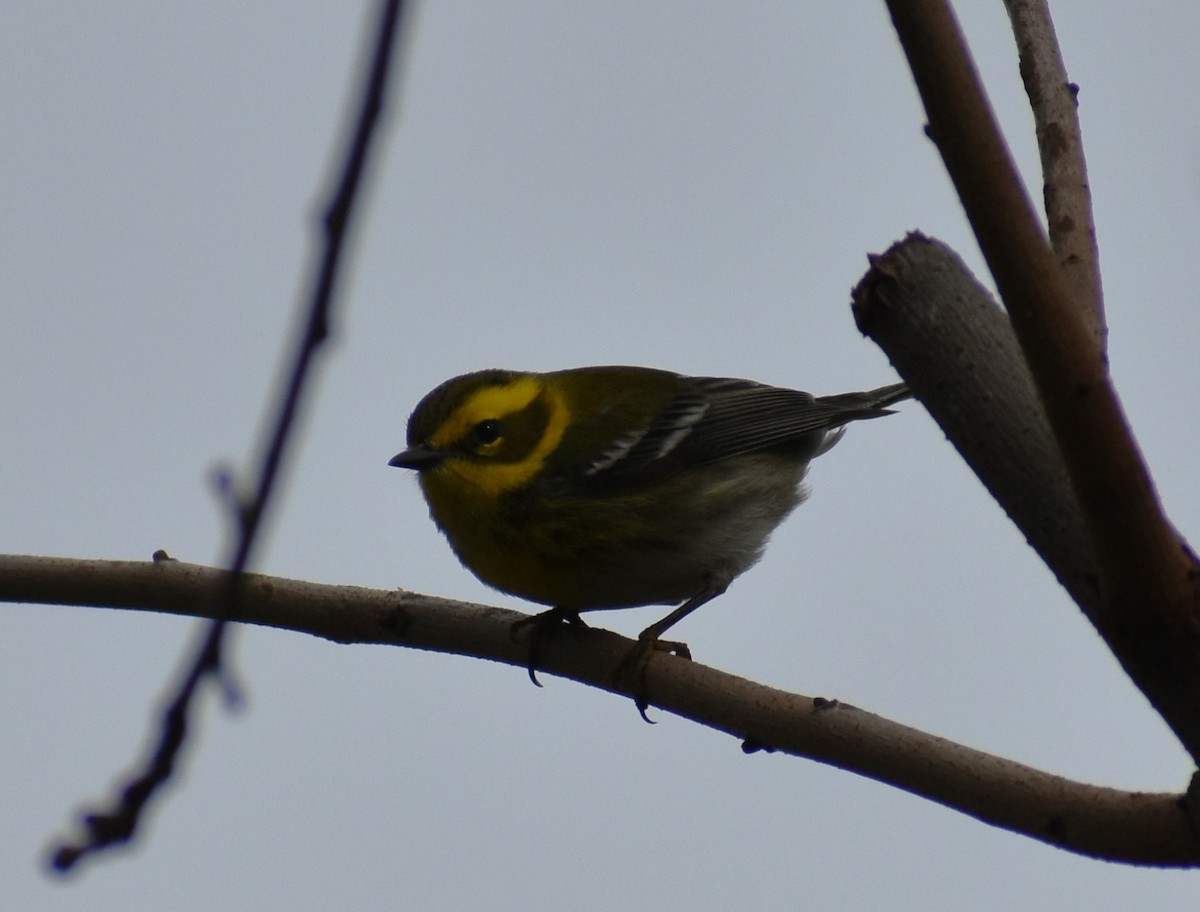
[4,2,1200,909]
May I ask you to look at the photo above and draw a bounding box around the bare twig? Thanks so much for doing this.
[6,554,1199,867]
[883,0,1200,762]
[47,0,408,873]
[1003,0,1105,348]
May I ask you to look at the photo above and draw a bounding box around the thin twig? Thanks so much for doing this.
[6,554,1199,867]
[47,0,408,873]
[1003,0,1105,349]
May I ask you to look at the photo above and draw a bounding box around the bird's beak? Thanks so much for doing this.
[388,443,446,471]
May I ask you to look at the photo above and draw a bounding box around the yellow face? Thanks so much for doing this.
[423,376,568,498]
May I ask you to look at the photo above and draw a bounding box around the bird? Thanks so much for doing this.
[389,365,910,682]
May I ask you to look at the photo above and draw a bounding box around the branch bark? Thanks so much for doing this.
[1003,0,1105,348]
[852,234,1096,614]
[5,553,1198,867]
[855,233,1200,767]
[883,0,1200,764]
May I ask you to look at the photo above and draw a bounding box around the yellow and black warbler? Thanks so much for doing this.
[389,366,910,661]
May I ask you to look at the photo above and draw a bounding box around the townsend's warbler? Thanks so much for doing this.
[389,366,910,661]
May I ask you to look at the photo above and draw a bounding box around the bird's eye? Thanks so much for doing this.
[473,419,502,445]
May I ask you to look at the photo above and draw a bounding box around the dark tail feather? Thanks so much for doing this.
[816,382,912,420]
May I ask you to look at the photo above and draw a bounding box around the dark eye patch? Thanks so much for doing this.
[472,419,503,445]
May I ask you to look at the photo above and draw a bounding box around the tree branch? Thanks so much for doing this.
[853,234,1096,614]
[883,0,1200,763]
[6,553,1199,867]
[855,233,1200,768]
[1003,0,1105,349]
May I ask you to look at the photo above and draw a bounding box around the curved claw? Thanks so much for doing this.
[615,636,692,723]
[616,644,656,723]
[510,608,587,686]
[635,696,655,725]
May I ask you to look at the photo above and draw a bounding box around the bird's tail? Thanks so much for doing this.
[816,381,912,419]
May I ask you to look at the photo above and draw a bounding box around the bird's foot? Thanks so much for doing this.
[615,633,692,723]
[510,608,588,686]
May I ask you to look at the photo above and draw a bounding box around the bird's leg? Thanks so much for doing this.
[618,582,725,721]
[510,607,588,686]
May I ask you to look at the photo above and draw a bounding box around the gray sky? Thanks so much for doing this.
[4,2,1200,909]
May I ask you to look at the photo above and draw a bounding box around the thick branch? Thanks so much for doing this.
[5,553,1199,867]
[853,234,1095,613]
[1003,0,1105,348]
[884,1,1200,761]
[854,234,1200,765]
